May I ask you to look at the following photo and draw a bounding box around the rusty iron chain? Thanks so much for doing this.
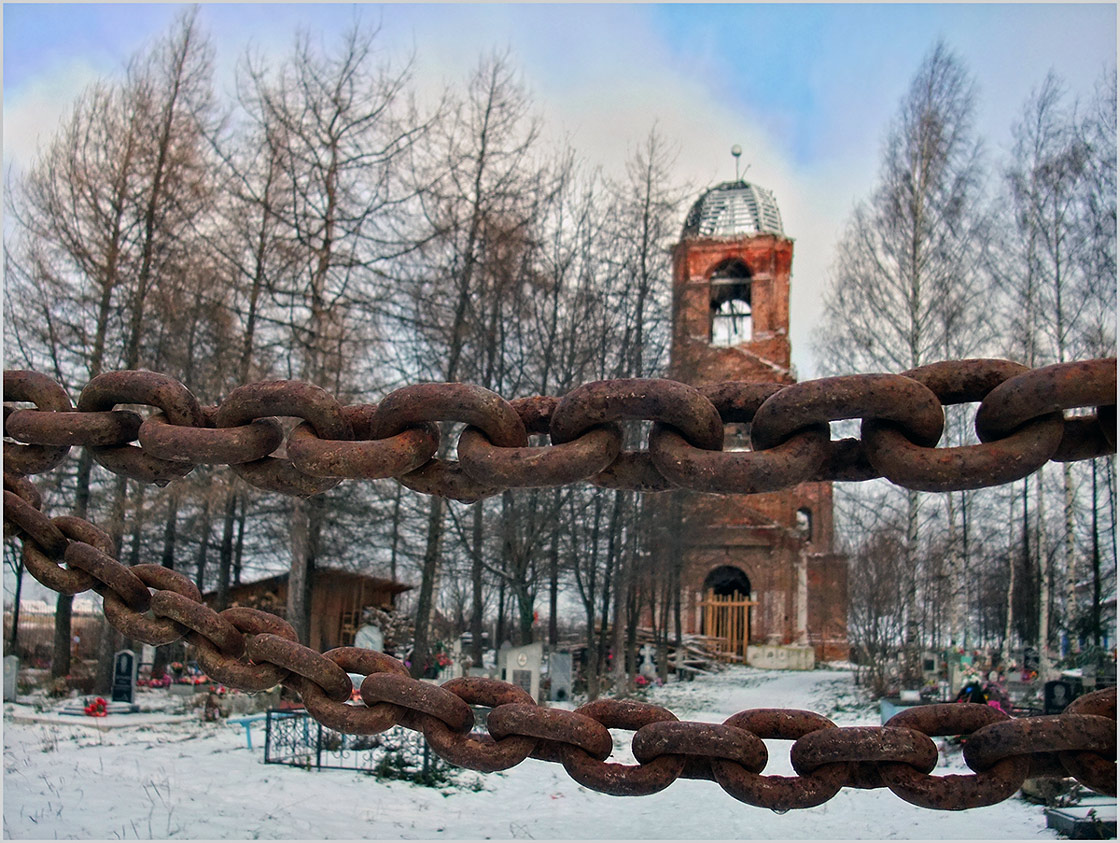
[2,358,1117,810]
[4,509,1118,811]
[3,358,1115,501]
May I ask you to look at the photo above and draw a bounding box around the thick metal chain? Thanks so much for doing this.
[2,358,1117,810]
[6,522,1120,811]
[3,358,1115,501]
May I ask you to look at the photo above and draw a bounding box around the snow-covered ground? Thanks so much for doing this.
[4,666,1061,839]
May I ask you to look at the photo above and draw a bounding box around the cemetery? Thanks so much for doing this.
[6,660,1101,840]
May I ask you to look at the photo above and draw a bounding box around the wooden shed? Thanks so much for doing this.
[205,567,412,652]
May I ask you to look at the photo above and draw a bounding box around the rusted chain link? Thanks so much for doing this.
[3,358,1114,500]
[2,358,1117,810]
[2,487,1117,808]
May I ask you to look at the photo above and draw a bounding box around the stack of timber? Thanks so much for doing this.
[634,628,735,677]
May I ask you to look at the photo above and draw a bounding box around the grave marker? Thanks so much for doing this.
[4,655,18,700]
[501,642,542,702]
[354,624,384,653]
[549,652,572,701]
[112,649,137,704]
[638,644,658,681]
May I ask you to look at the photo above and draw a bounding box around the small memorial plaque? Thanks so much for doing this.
[1044,679,1074,714]
[512,669,532,695]
[112,649,137,704]
[501,642,542,701]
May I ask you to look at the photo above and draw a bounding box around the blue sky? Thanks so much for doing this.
[4,3,1117,379]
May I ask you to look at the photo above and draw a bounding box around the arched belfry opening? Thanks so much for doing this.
[709,258,752,347]
[700,565,756,661]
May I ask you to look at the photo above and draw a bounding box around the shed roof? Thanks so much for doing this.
[204,566,412,601]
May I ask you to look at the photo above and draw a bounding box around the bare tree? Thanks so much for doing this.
[237,24,424,642]
[814,41,990,682]
[5,9,217,678]
[995,69,1117,675]
[604,127,681,692]
[396,52,548,676]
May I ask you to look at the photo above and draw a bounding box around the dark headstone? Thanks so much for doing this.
[1023,647,1040,672]
[112,649,137,704]
[1044,679,1074,714]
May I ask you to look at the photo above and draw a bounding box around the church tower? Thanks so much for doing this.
[671,180,794,384]
[667,175,848,663]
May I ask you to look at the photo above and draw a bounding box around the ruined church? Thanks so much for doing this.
[665,177,848,664]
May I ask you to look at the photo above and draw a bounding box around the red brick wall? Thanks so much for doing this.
[808,553,850,661]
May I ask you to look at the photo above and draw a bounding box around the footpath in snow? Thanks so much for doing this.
[3,666,1060,839]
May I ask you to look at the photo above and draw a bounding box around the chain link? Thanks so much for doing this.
[2,359,1117,810]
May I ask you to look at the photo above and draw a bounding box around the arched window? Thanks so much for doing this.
[796,507,813,541]
[709,259,752,346]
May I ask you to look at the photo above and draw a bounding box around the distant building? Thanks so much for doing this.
[663,178,848,662]
[5,597,103,664]
[204,567,411,652]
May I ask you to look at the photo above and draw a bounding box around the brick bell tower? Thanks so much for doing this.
[667,175,848,663]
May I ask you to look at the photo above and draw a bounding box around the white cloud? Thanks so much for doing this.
[4,57,105,177]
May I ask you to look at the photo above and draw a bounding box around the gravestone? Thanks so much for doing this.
[354,624,384,653]
[4,655,18,700]
[501,642,542,702]
[139,644,155,681]
[947,651,964,695]
[638,644,658,681]
[549,652,572,701]
[1044,679,1074,714]
[112,649,137,704]
[1023,647,1040,673]
[496,641,512,676]
[746,644,814,670]
[446,638,464,681]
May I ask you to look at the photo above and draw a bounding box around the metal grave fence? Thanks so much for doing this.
[264,709,440,777]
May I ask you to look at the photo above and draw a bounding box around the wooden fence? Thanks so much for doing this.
[699,590,757,662]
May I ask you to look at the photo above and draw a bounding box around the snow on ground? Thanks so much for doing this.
[3,666,1060,840]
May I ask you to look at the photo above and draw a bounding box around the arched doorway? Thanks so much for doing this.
[700,566,757,661]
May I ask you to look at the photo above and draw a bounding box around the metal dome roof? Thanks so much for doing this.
[681,180,784,239]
